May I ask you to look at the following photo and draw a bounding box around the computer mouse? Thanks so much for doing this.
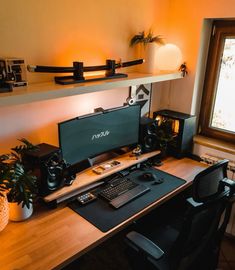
[141,172,156,181]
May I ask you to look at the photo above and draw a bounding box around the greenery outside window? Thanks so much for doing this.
[199,20,235,144]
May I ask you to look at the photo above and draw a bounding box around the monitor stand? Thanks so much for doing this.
[113,146,131,156]
[69,159,92,176]
[68,147,132,176]
[90,147,131,167]
[90,152,118,166]
[43,149,161,205]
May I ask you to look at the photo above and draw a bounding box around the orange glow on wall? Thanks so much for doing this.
[0,0,167,83]
[0,88,129,154]
[0,0,169,153]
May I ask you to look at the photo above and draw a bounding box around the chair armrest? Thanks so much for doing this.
[126,231,164,260]
[221,178,235,198]
[186,197,203,207]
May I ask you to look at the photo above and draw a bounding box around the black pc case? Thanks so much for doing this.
[153,110,196,158]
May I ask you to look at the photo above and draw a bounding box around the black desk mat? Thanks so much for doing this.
[68,168,186,232]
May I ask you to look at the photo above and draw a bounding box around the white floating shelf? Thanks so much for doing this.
[0,71,183,107]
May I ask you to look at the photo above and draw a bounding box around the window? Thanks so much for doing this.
[199,20,235,143]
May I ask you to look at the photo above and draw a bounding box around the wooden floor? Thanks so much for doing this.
[218,236,235,270]
[63,229,132,270]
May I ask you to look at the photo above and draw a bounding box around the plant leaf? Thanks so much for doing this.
[130,30,164,47]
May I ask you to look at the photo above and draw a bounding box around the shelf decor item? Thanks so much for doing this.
[179,62,188,77]
[130,30,164,73]
[0,58,27,93]
[155,43,182,71]
[130,30,164,47]
[27,58,144,85]
[0,138,38,221]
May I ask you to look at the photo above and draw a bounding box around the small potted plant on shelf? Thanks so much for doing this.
[0,138,38,221]
[130,30,164,47]
[130,30,165,73]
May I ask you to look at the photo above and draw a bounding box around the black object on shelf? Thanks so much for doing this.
[0,58,28,90]
[27,58,144,85]
[0,81,13,93]
[153,110,196,158]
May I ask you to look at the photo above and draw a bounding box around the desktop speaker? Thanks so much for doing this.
[23,143,69,197]
[139,117,158,153]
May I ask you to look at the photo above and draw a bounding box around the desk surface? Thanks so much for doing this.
[0,157,207,270]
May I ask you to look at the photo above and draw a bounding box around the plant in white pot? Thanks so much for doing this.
[130,30,164,73]
[0,139,38,222]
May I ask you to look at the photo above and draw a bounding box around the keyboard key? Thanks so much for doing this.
[99,178,138,201]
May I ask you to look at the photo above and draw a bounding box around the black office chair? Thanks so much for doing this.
[125,160,235,270]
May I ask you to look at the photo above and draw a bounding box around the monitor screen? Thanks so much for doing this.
[58,105,140,165]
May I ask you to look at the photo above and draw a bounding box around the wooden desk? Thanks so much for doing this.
[0,157,207,270]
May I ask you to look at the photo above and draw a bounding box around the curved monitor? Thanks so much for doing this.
[58,105,140,165]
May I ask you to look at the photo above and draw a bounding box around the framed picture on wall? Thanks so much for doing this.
[128,84,152,117]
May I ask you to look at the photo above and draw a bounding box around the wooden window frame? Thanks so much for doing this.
[199,20,235,144]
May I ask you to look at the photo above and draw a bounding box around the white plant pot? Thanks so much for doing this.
[9,202,33,222]
[138,43,159,74]
[0,193,9,231]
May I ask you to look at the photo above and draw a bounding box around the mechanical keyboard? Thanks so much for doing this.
[99,177,150,209]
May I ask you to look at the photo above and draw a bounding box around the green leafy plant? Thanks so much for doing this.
[0,138,38,208]
[130,30,164,47]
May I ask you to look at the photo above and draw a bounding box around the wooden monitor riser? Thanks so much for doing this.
[43,150,160,204]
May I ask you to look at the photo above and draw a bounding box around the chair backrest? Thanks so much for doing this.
[192,159,228,203]
[170,160,232,270]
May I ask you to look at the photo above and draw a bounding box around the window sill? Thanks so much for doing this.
[193,135,235,155]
